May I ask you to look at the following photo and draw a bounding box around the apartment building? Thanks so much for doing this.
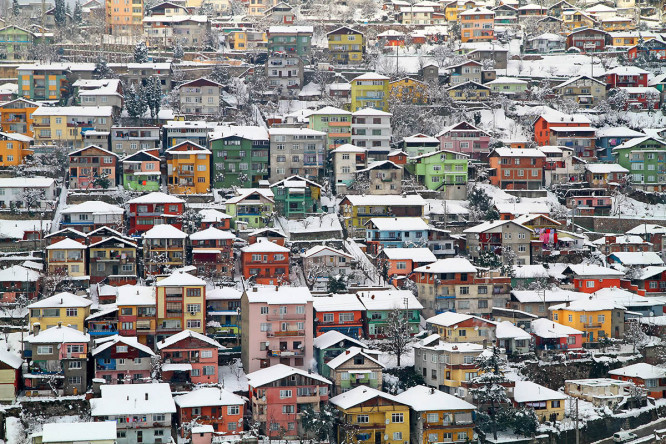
[269,128,326,182]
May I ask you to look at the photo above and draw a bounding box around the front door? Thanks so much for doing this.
[588,332,594,342]
[375,431,382,444]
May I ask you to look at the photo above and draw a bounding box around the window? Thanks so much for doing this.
[187,320,201,329]
[66,308,77,317]
[391,413,404,423]
[67,345,84,354]
[427,413,438,422]
[202,350,213,358]
[282,405,295,414]
[203,366,215,375]
[552,400,561,408]
[280,390,292,398]
[357,414,369,423]
[187,304,201,314]
[260,306,268,314]
[69,361,82,369]
[116,345,128,353]
[37,345,52,354]
[68,376,82,385]
[323,313,334,323]
[393,432,403,440]
[228,405,240,415]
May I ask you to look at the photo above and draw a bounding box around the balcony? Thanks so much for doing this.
[267,330,306,337]
[266,313,306,321]
[267,349,304,356]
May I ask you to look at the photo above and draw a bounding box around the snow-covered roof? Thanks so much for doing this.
[353,107,392,116]
[367,217,429,231]
[198,208,232,223]
[485,77,529,85]
[308,105,352,116]
[116,285,155,306]
[209,125,269,142]
[312,294,366,312]
[28,292,92,308]
[327,346,384,370]
[330,385,401,409]
[564,263,624,277]
[550,298,624,312]
[247,363,330,388]
[538,110,591,124]
[530,318,583,338]
[513,381,567,403]
[426,311,495,328]
[511,288,584,304]
[604,66,649,76]
[156,271,206,288]
[156,329,225,350]
[174,387,244,408]
[413,339,484,353]
[45,238,87,250]
[0,177,55,188]
[92,335,155,357]
[241,238,289,253]
[268,25,313,33]
[595,126,645,139]
[608,363,666,380]
[495,321,531,340]
[464,219,533,234]
[413,258,477,274]
[32,106,113,117]
[190,226,236,241]
[41,422,116,443]
[331,144,367,154]
[627,224,666,235]
[143,224,187,239]
[491,147,546,158]
[0,265,40,282]
[302,245,352,259]
[609,251,664,266]
[225,188,274,204]
[381,247,437,263]
[584,162,629,174]
[313,330,366,350]
[352,72,390,81]
[342,194,426,207]
[26,325,90,344]
[128,191,185,204]
[592,234,650,246]
[0,348,23,369]
[91,383,176,416]
[357,290,423,311]
[245,285,313,305]
[61,200,124,215]
[403,134,439,144]
[395,385,476,412]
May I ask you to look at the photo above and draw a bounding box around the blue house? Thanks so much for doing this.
[595,127,644,162]
[365,216,429,255]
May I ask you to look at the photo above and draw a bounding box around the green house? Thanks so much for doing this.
[121,150,161,192]
[209,126,269,188]
[358,291,423,339]
[0,25,51,61]
[405,149,469,191]
[267,26,313,59]
[613,136,666,188]
[269,175,322,219]
[224,188,275,229]
[313,331,367,379]
[307,105,352,150]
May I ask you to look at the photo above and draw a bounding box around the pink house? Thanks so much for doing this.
[436,121,490,159]
[91,336,155,384]
[157,330,225,386]
[531,318,583,351]
[247,364,331,439]
[240,286,314,373]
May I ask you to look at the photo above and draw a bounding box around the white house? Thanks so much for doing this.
[0,177,57,210]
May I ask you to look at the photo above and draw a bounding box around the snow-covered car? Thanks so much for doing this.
[613,431,638,442]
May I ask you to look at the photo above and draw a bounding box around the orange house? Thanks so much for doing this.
[488,147,546,190]
[0,98,39,136]
[377,247,437,285]
[247,228,287,246]
[460,7,495,43]
[240,238,290,285]
[609,363,666,399]
[562,264,624,293]
[312,294,366,338]
[388,150,408,165]
[175,387,245,437]
[533,113,592,146]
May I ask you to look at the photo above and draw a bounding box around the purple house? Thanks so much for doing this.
[436,121,491,159]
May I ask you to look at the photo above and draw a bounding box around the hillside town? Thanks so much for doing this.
[0,0,666,442]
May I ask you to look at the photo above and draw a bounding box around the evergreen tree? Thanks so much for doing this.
[94,58,115,79]
[145,77,162,120]
[125,84,147,119]
[74,0,83,24]
[54,0,67,27]
[134,41,149,63]
[470,347,512,441]
[173,40,184,60]
[209,64,230,85]
[12,0,20,17]
[468,186,498,221]
[65,3,71,19]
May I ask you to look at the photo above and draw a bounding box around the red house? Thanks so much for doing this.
[620,87,661,111]
[604,66,649,88]
[563,264,624,293]
[533,112,592,147]
[198,209,232,230]
[488,147,546,190]
[240,238,290,285]
[312,294,366,338]
[127,191,185,235]
[531,318,583,351]
[627,38,666,61]
[190,227,236,279]
[609,363,666,399]
[565,28,610,52]
[68,145,119,190]
[376,247,437,286]
[174,387,245,438]
[631,267,666,293]
[247,364,331,439]
[247,228,287,246]
[157,330,225,386]
[388,149,408,165]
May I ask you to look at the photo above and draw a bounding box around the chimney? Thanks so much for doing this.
[346,349,350,355]
[145,393,149,401]
[253,287,258,292]
[430,387,435,394]
[32,322,40,336]
[57,322,62,328]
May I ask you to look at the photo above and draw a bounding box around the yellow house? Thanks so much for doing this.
[601,18,635,32]
[443,1,460,21]
[562,10,597,31]
[389,77,429,104]
[28,292,93,333]
[395,385,476,444]
[610,32,656,47]
[514,381,567,422]
[351,72,390,112]
[327,26,365,65]
[165,141,211,195]
[155,272,207,338]
[330,386,411,444]
[0,132,33,167]
[549,299,622,343]
[31,106,113,148]
[46,238,87,278]
[426,312,497,344]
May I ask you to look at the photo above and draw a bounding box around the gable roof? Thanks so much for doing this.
[247,363,331,387]
[395,385,476,411]
[91,383,176,416]
[156,329,225,350]
[312,330,367,350]
[329,385,403,409]
[327,346,385,370]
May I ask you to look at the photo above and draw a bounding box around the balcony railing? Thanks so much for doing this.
[267,330,305,337]
[266,313,306,321]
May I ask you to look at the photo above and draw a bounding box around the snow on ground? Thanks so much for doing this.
[612,195,666,219]
[344,240,381,286]
[0,332,26,357]
[218,359,248,392]
[374,344,415,369]
[478,108,529,141]
[5,417,21,444]
[506,54,612,78]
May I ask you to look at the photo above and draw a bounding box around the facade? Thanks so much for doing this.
[553,76,607,108]
[165,142,211,195]
[116,285,157,348]
[127,192,185,235]
[28,292,92,333]
[351,108,392,151]
[154,273,207,340]
[209,126,270,188]
[32,107,113,148]
[307,106,352,151]
[111,126,161,157]
[312,294,366,338]
[142,224,188,276]
[46,238,87,278]
[565,28,611,52]
[175,387,245,438]
[190,227,235,279]
[609,363,666,399]
[240,286,314,373]
[327,26,365,64]
[225,189,275,229]
[550,299,624,343]
[302,246,354,291]
[157,330,221,385]
[269,128,327,182]
[105,0,144,35]
[60,201,124,233]
[350,73,390,112]
[0,98,39,136]
[240,239,290,285]
[89,236,138,284]
[613,137,666,191]
[339,194,426,238]
[121,150,161,192]
[427,312,498,344]
[365,217,430,255]
[331,144,367,193]
[266,52,304,98]
[464,220,533,265]
[68,145,118,190]
[177,78,222,116]
[267,26,313,58]
[327,347,384,395]
[0,132,33,167]
[357,160,404,195]
[90,383,176,444]
[407,150,469,193]
[488,147,546,190]
[357,290,422,338]
[91,336,155,384]
[436,122,490,159]
[513,380,567,422]
[460,8,494,43]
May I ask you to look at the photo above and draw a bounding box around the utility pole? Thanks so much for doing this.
[575,397,579,444]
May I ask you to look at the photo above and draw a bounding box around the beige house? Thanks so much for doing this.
[326,347,384,395]
[143,15,209,49]
[357,160,403,195]
[302,245,354,291]
[46,238,87,278]
[464,220,533,265]
[331,144,367,194]
[177,78,222,116]
[553,75,607,109]
[564,378,634,408]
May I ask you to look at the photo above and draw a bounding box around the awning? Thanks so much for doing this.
[162,363,192,372]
